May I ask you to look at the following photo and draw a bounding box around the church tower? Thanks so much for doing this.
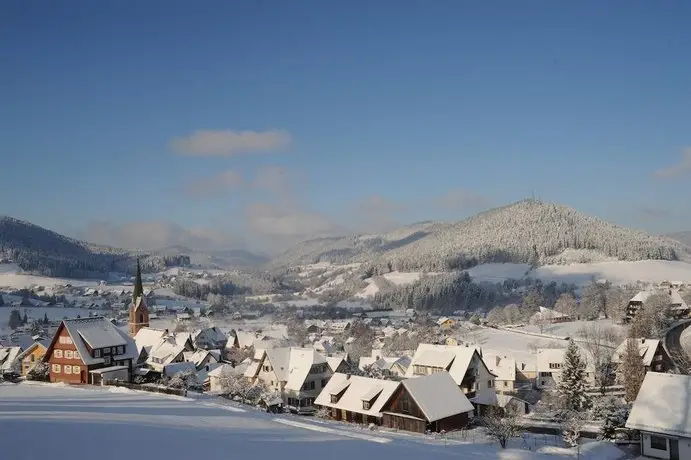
[128,259,149,336]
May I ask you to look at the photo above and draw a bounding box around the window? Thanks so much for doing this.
[103,347,111,355]
[117,346,124,355]
[54,349,63,358]
[363,401,371,410]
[104,356,111,365]
[650,435,667,451]
[263,365,270,372]
[94,349,101,358]
[74,351,80,360]
[330,394,339,403]
[488,380,493,388]
[73,366,80,374]
[401,397,410,414]
[503,381,508,387]
[549,363,562,370]
[321,378,328,388]
[59,336,73,345]
[64,365,72,374]
[52,364,61,373]
[65,350,73,359]
[30,355,35,362]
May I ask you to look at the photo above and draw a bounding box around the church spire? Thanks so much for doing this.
[133,259,143,301]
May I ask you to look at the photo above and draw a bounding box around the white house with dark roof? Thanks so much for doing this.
[133,327,195,372]
[44,317,138,384]
[626,372,691,460]
[483,353,518,393]
[244,347,332,414]
[536,347,595,389]
[315,373,400,425]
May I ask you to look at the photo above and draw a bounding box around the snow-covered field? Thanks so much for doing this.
[0,383,626,460]
[0,265,100,290]
[512,319,626,338]
[465,260,691,287]
[0,306,111,337]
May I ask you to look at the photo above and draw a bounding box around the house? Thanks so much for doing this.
[496,394,532,415]
[380,372,475,433]
[329,320,351,334]
[44,317,139,384]
[532,306,570,324]
[612,338,672,374]
[133,327,195,372]
[625,372,691,460]
[436,317,456,330]
[163,361,197,379]
[326,356,349,374]
[16,340,48,376]
[483,354,518,393]
[191,327,227,350]
[359,355,411,378]
[626,289,690,323]
[536,347,595,389]
[183,349,220,370]
[244,347,332,414]
[405,344,497,413]
[0,346,22,375]
[315,373,400,425]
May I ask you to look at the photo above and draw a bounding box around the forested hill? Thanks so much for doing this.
[269,200,691,272]
[0,216,189,278]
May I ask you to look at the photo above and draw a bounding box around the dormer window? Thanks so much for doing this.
[94,349,101,358]
[330,394,339,403]
[103,348,111,355]
[362,401,371,410]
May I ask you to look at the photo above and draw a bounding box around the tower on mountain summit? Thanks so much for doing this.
[128,259,149,336]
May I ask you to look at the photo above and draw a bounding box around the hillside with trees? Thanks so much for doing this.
[0,216,189,278]
[270,200,690,272]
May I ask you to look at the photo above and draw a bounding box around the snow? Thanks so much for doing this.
[0,382,625,460]
[382,271,426,286]
[626,372,691,438]
[464,260,691,287]
[355,278,381,298]
[402,371,475,422]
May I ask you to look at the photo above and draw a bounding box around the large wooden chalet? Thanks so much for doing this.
[44,317,139,385]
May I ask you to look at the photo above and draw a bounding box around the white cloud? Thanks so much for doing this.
[348,195,406,233]
[75,221,245,251]
[435,188,490,210]
[171,129,291,156]
[252,165,300,195]
[653,147,691,179]
[186,169,244,196]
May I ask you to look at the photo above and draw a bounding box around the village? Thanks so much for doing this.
[1,264,691,460]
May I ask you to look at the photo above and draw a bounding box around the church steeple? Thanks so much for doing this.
[129,259,149,336]
[133,259,143,301]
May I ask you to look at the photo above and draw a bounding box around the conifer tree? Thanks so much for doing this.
[43,313,49,324]
[558,340,591,412]
[621,337,646,402]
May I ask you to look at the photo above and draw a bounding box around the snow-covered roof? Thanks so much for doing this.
[630,290,655,303]
[536,346,595,373]
[405,344,482,385]
[483,354,516,381]
[133,327,168,354]
[163,361,196,377]
[400,372,474,422]
[495,393,529,409]
[59,317,138,366]
[277,348,328,392]
[611,338,661,366]
[626,372,691,438]
[315,373,399,418]
[207,363,233,378]
[0,346,22,372]
[326,356,345,373]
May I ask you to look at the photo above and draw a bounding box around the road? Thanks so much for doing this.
[663,319,691,371]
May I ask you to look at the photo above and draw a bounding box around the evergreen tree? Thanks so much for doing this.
[132,259,144,301]
[558,340,591,412]
[0,294,4,306]
[22,312,28,325]
[8,309,22,330]
[621,338,646,402]
[43,313,49,324]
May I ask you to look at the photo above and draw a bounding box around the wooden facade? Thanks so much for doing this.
[19,343,47,376]
[47,325,87,384]
[380,384,469,433]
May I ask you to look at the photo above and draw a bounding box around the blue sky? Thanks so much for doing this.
[2,1,690,252]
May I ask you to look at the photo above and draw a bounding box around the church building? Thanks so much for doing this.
[128,259,150,336]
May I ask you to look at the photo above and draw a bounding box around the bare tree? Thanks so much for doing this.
[486,306,506,325]
[503,304,522,325]
[286,319,308,347]
[577,324,619,394]
[554,292,578,319]
[480,409,524,449]
[530,312,548,334]
[669,348,691,376]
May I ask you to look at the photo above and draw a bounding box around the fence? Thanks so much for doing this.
[104,381,188,397]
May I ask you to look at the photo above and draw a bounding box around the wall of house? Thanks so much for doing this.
[382,413,426,433]
[470,353,496,393]
[381,385,426,421]
[48,328,86,384]
[21,345,47,376]
[641,433,691,460]
[255,355,282,391]
[437,412,469,432]
[537,372,558,389]
[496,379,514,393]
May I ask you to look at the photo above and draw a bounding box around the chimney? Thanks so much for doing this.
[641,338,645,344]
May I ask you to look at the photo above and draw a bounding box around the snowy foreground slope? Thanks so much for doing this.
[0,383,625,460]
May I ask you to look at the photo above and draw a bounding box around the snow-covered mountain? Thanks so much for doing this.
[157,245,269,269]
[270,199,691,272]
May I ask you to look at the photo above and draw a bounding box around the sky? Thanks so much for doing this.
[2,1,691,254]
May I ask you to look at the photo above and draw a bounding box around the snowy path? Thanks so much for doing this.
[0,383,622,460]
